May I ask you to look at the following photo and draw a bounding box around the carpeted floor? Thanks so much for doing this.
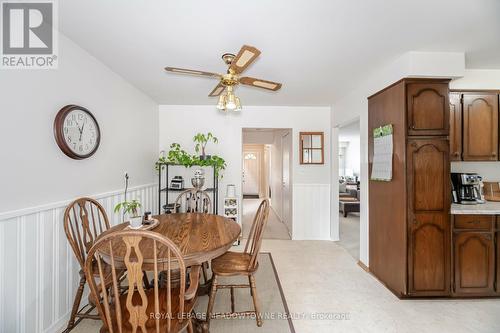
[71,253,294,333]
[338,212,360,260]
[242,199,290,240]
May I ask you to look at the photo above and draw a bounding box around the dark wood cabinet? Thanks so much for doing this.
[462,93,499,161]
[407,83,449,136]
[497,216,500,294]
[449,93,462,161]
[407,139,450,296]
[453,232,495,295]
[369,78,451,298]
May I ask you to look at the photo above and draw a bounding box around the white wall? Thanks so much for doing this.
[0,34,158,333]
[332,51,466,266]
[0,34,158,215]
[339,121,361,177]
[158,105,331,240]
[268,130,290,225]
[242,130,275,144]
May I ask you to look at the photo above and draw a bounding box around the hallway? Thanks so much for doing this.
[242,199,291,240]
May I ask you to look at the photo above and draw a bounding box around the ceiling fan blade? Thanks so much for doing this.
[164,67,221,78]
[208,82,226,97]
[229,45,261,74]
[239,76,282,91]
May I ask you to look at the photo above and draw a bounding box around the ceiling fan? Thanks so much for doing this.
[164,45,282,112]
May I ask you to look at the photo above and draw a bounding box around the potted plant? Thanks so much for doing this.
[193,132,218,160]
[114,199,142,228]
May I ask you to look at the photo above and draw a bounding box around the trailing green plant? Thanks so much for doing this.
[155,132,226,178]
[156,143,194,169]
[114,199,141,217]
[193,132,218,158]
[156,144,227,178]
[192,154,227,178]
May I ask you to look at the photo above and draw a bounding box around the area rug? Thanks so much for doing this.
[195,253,295,332]
[71,253,294,333]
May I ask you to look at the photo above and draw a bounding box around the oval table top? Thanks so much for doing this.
[97,213,241,267]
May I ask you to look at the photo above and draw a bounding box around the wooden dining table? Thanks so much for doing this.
[94,213,240,332]
[97,212,241,269]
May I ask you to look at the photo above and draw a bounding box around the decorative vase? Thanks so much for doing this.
[129,216,142,229]
[191,177,205,189]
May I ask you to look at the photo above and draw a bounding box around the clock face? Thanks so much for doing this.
[54,105,100,159]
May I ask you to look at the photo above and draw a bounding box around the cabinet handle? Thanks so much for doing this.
[492,152,497,157]
[485,234,492,240]
[453,152,460,157]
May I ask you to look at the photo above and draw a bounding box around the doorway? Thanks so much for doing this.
[337,120,361,260]
[241,128,292,240]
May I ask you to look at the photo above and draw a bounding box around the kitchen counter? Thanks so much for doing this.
[451,201,500,215]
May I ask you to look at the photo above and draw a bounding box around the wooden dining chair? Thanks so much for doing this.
[174,189,211,213]
[205,199,270,330]
[85,230,201,333]
[63,197,120,332]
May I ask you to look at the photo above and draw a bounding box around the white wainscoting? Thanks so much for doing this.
[292,183,331,240]
[0,183,158,333]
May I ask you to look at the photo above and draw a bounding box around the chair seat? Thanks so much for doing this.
[211,252,258,276]
[101,287,196,333]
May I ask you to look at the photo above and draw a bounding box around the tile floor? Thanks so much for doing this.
[260,239,500,333]
[74,239,500,333]
[242,199,290,240]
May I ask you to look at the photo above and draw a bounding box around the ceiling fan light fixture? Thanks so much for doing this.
[235,97,242,112]
[226,92,237,110]
[165,45,281,114]
[216,95,226,110]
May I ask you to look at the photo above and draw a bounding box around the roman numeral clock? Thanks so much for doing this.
[53,105,101,159]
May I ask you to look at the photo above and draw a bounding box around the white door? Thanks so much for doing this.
[243,150,260,195]
[282,132,292,231]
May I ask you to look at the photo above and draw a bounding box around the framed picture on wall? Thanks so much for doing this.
[299,132,324,164]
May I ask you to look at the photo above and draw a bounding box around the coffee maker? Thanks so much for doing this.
[451,173,485,204]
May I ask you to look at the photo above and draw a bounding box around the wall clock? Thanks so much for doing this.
[53,105,101,159]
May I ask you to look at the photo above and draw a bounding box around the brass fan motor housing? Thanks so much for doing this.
[221,73,239,87]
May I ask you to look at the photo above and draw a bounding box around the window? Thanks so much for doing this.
[299,132,324,164]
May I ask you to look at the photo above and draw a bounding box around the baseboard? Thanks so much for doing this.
[357,260,369,272]
[44,310,70,333]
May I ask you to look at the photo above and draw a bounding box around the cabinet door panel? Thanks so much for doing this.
[497,232,500,294]
[407,83,449,136]
[409,140,449,211]
[409,214,449,294]
[407,138,450,296]
[463,94,499,161]
[454,232,495,295]
[449,93,462,161]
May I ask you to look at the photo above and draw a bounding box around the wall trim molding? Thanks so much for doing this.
[0,183,157,221]
[292,183,331,240]
[0,183,158,333]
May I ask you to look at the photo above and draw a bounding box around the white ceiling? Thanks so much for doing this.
[60,0,500,106]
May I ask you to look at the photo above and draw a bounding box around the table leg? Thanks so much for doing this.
[197,276,213,296]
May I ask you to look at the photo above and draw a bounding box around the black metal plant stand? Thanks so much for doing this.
[157,163,219,215]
